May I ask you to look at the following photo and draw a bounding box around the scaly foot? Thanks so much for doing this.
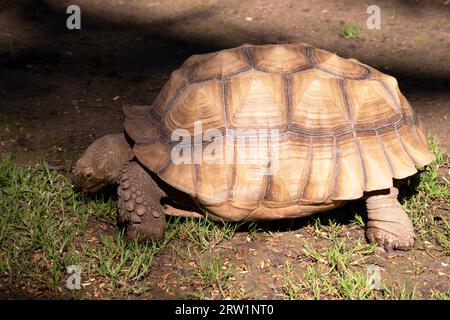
[366,187,415,251]
[117,162,166,240]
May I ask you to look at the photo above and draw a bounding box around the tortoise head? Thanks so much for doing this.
[71,133,134,192]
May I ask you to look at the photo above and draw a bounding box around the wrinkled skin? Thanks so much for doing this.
[71,133,134,192]
[71,133,167,240]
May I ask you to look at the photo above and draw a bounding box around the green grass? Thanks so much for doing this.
[190,256,236,299]
[431,285,450,300]
[280,221,377,300]
[175,215,238,252]
[381,283,418,300]
[0,156,87,292]
[0,155,168,297]
[340,25,362,39]
[402,138,450,254]
[280,228,426,300]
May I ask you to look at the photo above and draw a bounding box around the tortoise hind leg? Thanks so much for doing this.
[117,162,166,240]
[365,187,415,251]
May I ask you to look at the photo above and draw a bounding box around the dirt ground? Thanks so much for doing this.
[0,0,449,299]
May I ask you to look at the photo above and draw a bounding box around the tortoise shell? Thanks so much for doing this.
[124,43,434,221]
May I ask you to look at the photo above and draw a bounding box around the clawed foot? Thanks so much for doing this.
[117,162,166,241]
[365,187,416,252]
[366,224,415,251]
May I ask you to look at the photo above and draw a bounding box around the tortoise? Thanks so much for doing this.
[71,43,435,251]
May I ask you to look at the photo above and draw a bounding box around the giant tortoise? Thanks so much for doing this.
[71,43,434,251]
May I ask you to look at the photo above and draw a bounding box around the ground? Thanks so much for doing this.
[0,0,449,300]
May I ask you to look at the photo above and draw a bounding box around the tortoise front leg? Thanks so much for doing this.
[117,162,166,240]
[365,187,415,251]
